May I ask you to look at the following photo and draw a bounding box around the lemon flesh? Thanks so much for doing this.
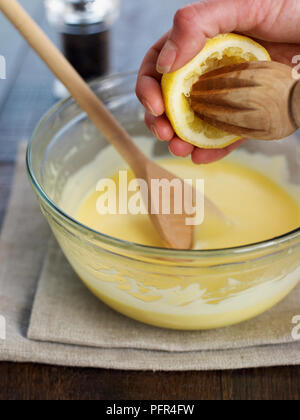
[162,34,271,149]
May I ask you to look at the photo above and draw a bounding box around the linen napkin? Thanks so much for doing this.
[28,237,300,353]
[1,143,300,371]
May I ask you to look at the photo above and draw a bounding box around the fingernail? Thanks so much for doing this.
[156,40,178,74]
[151,125,161,140]
[143,100,159,117]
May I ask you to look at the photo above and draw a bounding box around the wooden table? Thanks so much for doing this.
[0,0,299,400]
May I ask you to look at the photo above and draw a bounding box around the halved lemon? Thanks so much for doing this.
[162,33,271,149]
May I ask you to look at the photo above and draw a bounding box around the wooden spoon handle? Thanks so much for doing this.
[291,80,300,128]
[0,0,147,171]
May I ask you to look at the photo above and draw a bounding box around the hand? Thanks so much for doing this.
[136,0,300,164]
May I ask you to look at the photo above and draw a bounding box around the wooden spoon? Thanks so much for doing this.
[190,61,300,141]
[0,0,195,249]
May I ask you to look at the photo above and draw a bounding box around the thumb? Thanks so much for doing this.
[156,0,269,74]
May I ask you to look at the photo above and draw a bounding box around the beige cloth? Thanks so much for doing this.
[1,143,300,370]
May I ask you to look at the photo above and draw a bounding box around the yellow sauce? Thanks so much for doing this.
[57,143,300,330]
[76,157,300,250]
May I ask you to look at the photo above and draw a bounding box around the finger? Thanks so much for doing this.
[192,138,247,164]
[145,112,174,141]
[243,0,300,44]
[136,33,169,116]
[253,39,300,67]
[156,0,293,74]
[169,137,195,157]
[137,76,165,117]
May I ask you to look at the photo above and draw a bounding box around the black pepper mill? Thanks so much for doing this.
[45,0,120,95]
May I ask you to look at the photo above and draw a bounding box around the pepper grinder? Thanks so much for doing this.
[45,0,120,97]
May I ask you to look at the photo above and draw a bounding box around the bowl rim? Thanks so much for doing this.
[26,71,300,259]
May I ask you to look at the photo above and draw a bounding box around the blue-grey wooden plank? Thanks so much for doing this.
[0,0,42,111]
[0,0,193,161]
[0,9,57,161]
[112,0,192,72]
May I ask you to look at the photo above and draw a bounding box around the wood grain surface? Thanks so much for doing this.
[0,362,300,400]
[0,0,299,400]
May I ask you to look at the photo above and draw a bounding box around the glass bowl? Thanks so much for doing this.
[26,72,300,330]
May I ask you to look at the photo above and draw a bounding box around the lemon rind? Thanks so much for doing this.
[162,33,271,149]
